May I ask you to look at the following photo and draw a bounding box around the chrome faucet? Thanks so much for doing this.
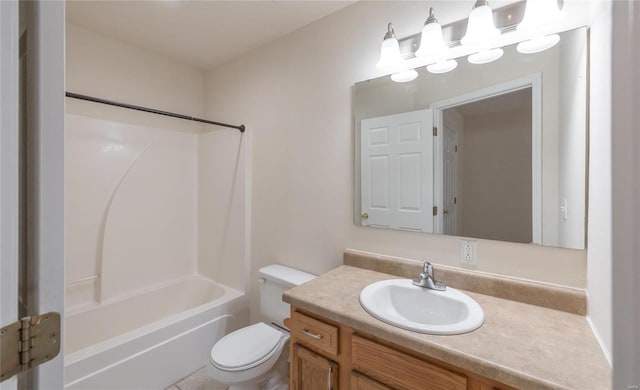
[412,261,446,291]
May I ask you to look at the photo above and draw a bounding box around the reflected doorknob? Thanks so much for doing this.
[361,213,369,219]
[443,209,449,215]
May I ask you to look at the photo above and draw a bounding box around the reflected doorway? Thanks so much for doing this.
[441,88,533,243]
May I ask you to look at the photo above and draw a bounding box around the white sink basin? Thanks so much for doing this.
[359,279,484,335]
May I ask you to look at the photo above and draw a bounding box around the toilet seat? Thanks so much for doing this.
[210,322,286,372]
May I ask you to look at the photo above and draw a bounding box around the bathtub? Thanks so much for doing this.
[64,275,247,389]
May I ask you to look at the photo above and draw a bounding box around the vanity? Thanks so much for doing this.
[284,251,611,390]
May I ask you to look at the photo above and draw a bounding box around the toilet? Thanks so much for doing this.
[208,264,315,390]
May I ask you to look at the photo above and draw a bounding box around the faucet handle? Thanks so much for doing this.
[422,261,433,275]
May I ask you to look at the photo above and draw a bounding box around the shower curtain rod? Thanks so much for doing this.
[65,92,245,133]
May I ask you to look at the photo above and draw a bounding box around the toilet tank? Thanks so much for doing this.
[259,264,315,329]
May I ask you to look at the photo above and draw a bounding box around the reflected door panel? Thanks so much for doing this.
[361,109,434,232]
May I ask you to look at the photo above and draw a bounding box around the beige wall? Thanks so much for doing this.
[587,0,613,363]
[459,108,532,243]
[66,23,205,133]
[197,130,248,292]
[203,1,591,322]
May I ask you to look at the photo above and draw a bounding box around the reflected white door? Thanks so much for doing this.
[443,125,458,235]
[361,109,434,232]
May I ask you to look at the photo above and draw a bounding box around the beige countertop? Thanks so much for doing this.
[283,265,611,390]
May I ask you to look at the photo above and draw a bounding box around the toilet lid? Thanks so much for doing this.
[211,322,283,370]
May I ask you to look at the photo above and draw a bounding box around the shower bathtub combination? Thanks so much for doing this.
[64,113,248,388]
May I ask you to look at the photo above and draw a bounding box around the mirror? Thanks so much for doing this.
[354,27,587,250]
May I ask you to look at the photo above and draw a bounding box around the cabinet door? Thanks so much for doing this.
[351,371,392,390]
[291,344,338,390]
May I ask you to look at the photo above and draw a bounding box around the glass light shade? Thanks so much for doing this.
[517,34,560,53]
[427,59,458,74]
[467,48,504,64]
[517,0,563,32]
[461,5,500,47]
[416,23,448,58]
[376,37,404,71]
[391,69,418,83]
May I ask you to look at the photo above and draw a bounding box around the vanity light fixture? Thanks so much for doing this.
[376,23,406,72]
[416,7,458,74]
[375,0,567,82]
[516,0,563,54]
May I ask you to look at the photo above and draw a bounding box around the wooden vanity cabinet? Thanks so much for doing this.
[291,344,338,390]
[290,307,515,390]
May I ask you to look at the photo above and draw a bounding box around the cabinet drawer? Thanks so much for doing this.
[352,335,467,390]
[291,311,339,357]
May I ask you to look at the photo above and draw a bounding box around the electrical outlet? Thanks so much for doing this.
[460,240,477,265]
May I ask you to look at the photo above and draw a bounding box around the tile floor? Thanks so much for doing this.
[166,357,289,390]
[165,367,227,390]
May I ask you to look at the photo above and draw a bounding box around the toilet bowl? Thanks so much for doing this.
[207,265,315,390]
[208,322,289,390]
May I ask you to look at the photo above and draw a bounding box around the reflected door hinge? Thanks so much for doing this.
[455,145,458,152]
[0,312,61,382]
[433,126,438,136]
[433,206,438,216]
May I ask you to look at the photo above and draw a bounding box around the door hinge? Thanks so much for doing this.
[0,312,61,382]
[455,145,458,152]
[433,206,438,216]
[433,126,438,136]
[454,197,457,204]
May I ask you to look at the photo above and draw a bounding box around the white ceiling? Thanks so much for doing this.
[66,0,354,71]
